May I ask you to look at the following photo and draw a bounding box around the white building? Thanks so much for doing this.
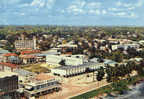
[14,34,37,50]
[46,54,86,66]
[51,62,105,77]
[112,43,140,51]
[24,75,61,98]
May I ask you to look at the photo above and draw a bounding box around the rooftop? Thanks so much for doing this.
[0,62,18,68]
[0,71,18,78]
[21,50,40,55]
[55,62,104,70]
[57,44,77,48]
[3,53,18,57]
[35,73,55,81]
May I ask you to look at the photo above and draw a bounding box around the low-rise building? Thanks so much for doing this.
[46,54,86,66]
[23,74,61,98]
[112,43,140,51]
[51,62,105,77]
[0,62,19,72]
[2,53,20,64]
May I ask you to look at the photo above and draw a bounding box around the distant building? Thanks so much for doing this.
[24,74,61,98]
[14,33,37,50]
[112,43,140,51]
[0,71,19,99]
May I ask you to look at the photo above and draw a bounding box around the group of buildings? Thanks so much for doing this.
[0,32,144,99]
[0,34,62,99]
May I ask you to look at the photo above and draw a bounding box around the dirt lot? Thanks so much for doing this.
[37,73,109,99]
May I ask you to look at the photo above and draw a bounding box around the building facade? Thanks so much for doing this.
[51,62,105,77]
[46,55,86,66]
[14,34,37,50]
[0,72,19,99]
[24,77,61,98]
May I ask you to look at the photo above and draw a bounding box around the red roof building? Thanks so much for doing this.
[0,62,18,69]
[21,50,40,55]
[3,53,18,57]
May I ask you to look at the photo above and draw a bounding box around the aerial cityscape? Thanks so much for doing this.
[1,0,144,99]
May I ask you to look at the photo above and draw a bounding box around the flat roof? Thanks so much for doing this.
[35,73,55,81]
[0,71,18,78]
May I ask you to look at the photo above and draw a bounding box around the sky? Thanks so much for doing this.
[0,0,144,26]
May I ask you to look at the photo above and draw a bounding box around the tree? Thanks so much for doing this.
[59,59,66,66]
[111,51,123,62]
[126,47,138,58]
[136,60,144,76]
[96,67,105,81]
[97,57,104,63]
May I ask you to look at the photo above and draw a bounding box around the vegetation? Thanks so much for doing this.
[71,60,144,99]
[96,67,105,81]
[1,25,144,52]
[71,75,144,99]
[59,59,66,66]
[21,63,50,73]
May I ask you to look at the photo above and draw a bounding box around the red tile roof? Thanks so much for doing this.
[0,62,18,68]
[21,50,40,55]
[3,53,18,57]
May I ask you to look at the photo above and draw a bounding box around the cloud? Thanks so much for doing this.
[67,5,85,15]
[136,0,144,7]
[89,10,100,15]
[0,0,20,5]
[111,12,137,18]
[0,0,21,8]
[30,0,56,9]
[20,13,25,16]
[116,0,144,8]
[86,2,101,9]
[108,8,122,11]
[102,10,107,14]
[65,0,102,15]
[66,0,86,15]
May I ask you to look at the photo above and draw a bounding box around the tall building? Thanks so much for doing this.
[0,71,19,99]
[14,33,37,50]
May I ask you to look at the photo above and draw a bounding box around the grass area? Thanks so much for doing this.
[41,63,59,69]
[71,75,144,99]
[21,63,50,73]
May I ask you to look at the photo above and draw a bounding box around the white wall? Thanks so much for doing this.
[46,55,84,66]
